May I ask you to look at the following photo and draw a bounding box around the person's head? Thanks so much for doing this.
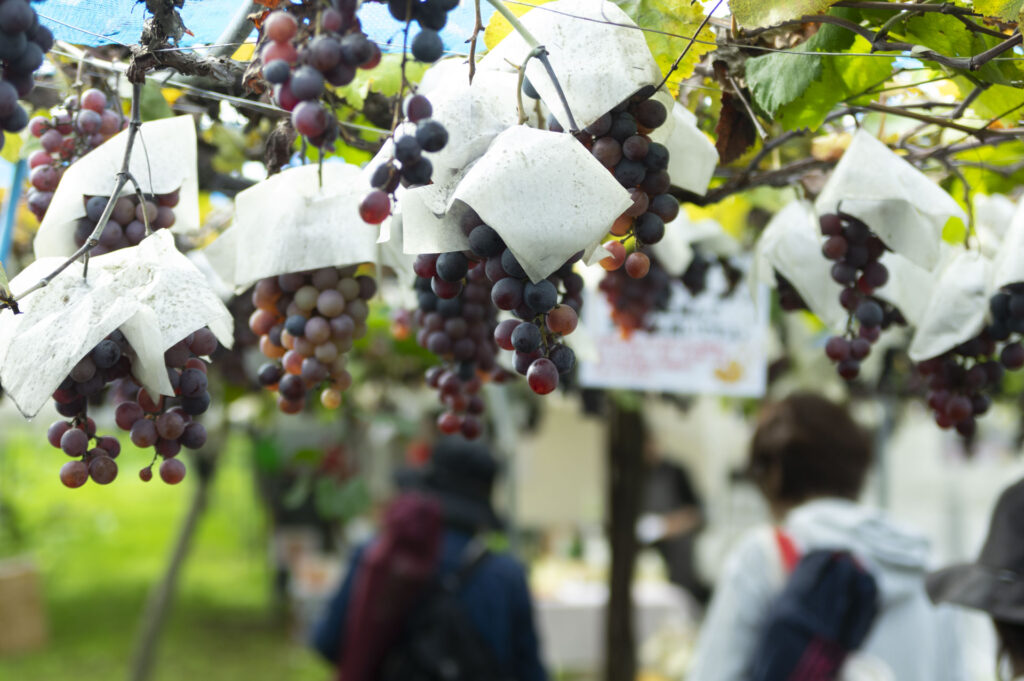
[394,436,503,534]
[748,392,872,516]
[928,478,1024,678]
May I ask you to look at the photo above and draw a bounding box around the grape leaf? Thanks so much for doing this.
[773,37,893,131]
[613,0,715,95]
[745,13,857,116]
[899,13,1018,85]
[730,0,842,28]
[972,0,1024,24]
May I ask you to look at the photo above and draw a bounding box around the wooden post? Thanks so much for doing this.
[604,400,645,681]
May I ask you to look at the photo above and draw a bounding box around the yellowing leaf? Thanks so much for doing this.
[616,0,715,96]
[730,0,841,29]
[0,131,21,164]
[231,42,256,62]
[484,0,549,50]
[973,0,1024,24]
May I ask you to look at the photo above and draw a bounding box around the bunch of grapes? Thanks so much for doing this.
[114,329,216,483]
[598,254,672,337]
[46,328,216,488]
[360,94,449,226]
[387,0,457,63]
[818,212,898,380]
[26,88,127,221]
[249,267,375,413]
[66,190,179,255]
[260,5,379,148]
[565,88,677,280]
[0,0,53,140]
[412,250,503,438]
[918,286,1024,436]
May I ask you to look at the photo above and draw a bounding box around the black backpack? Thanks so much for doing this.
[377,540,509,681]
[749,530,880,681]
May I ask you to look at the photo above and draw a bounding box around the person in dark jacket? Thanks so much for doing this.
[312,437,548,681]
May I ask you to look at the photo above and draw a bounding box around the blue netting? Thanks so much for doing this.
[34,0,492,54]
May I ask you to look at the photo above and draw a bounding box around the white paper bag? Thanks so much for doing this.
[478,0,660,131]
[908,250,991,361]
[35,115,201,258]
[814,129,964,270]
[754,201,847,330]
[209,162,380,291]
[0,230,233,417]
[974,193,1015,260]
[450,126,632,282]
[649,103,719,197]
[990,197,1024,290]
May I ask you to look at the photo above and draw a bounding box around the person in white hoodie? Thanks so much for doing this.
[688,392,965,681]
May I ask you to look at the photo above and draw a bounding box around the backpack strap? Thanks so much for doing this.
[441,538,491,593]
[774,527,801,574]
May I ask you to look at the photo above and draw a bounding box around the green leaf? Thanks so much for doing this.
[773,37,893,131]
[282,474,312,510]
[899,13,1016,85]
[333,53,427,110]
[613,0,715,95]
[139,81,174,121]
[730,0,841,28]
[745,13,857,116]
[313,477,370,520]
[973,0,1024,24]
[955,78,1024,123]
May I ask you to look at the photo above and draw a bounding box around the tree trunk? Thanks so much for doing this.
[604,401,646,681]
[128,454,217,681]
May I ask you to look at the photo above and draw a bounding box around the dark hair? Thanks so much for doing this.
[748,392,872,506]
[996,620,1024,674]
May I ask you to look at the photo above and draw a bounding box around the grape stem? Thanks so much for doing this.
[9,81,146,305]
[516,46,544,125]
[484,0,579,132]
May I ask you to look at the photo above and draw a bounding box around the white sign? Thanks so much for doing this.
[578,261,769,397]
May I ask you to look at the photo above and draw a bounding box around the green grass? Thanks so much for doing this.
[0,421,332,681]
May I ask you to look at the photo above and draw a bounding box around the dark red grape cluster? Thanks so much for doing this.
[570,88,677,280]
[918,286,1024,436]
[412,254,503,438]
[0,0,52,142]
[68,190,179,255]
[26,88,127,221]
[360,94,448,226]
[47,328,216,488]
[249,267,374,413]
[387,0,456,63]
[114,329,216,483]
[818,212,896,380]
[260,5,379,147]
[598,254,672,337]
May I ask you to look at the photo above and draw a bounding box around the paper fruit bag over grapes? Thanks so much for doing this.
[34,115,200,258]
[815,129,965,270]
[208,163,381,290]
[0,231,233,418]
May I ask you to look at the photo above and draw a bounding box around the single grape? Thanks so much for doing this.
[89,456,118,484]
[406,94,432,123]
[415,119,448,152]
[527,358,559,395]
[359,190,390,224]
[60,460,89,488]
[411,29,443,63]
[159,458,187,485]
[264,10,298,43]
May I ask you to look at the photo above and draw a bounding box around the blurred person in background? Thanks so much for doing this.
[312,437,548,681]
[638,441,710,605]
[928,478,1024,681]
[688,392,964,681]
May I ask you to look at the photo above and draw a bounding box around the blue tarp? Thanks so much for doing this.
[35,0,493,54]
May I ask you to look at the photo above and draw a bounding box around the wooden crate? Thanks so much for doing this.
[0,558,48,654]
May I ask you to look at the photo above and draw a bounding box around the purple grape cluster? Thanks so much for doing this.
[387,0,457,63]
[26,88,127,221]
[412,250,505,439]
[47,328,217,488]
[260,6,379,147]
[70,190,180,255]
[818,212,902,380]
[0,0,53,144]
[598,254,672,337]
[918,285,1024,437]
